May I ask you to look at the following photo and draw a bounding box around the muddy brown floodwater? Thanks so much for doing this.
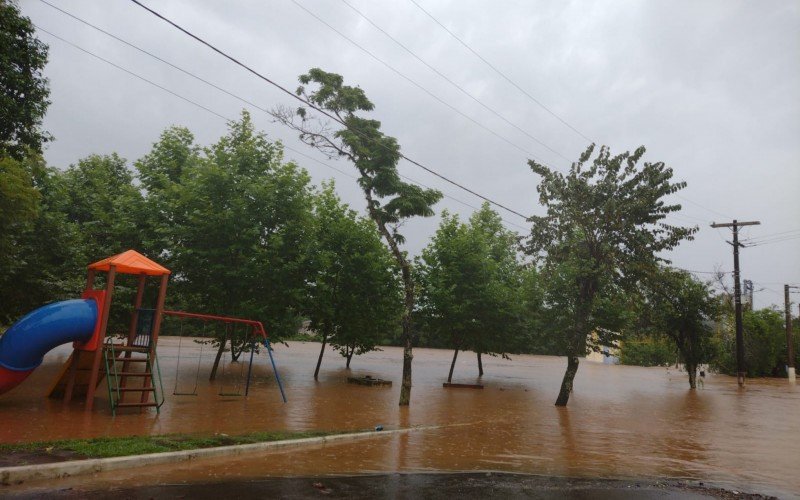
[1,339,798,497]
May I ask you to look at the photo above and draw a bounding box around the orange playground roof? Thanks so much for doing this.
[88,250,170,276]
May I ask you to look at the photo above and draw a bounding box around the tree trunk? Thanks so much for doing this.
[346,343,355,369]
[230,341,241,362]
[314,332,328,380]
[361,178,415,406]
[477,352,484,377]
[687,361,697,389]
[555,355,580,406]
[447,349,459,383]
[209,337,227,381]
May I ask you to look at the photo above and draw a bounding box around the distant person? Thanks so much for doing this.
[698,370,706,389]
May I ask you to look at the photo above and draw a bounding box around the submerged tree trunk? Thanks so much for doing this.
[361,174,415,406]
[346,343,355,369]
[555,355,580,406]
[230,341,241,362]
[477,352,484,377]
[209,337,227,381]
[686,361,697,389]
[447,349,459,383]
[314,332,328,380]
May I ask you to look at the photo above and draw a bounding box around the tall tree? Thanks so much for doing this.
[640,268,718,388]
[417,204,522,382]
[0,1,51,159]
[275,68,442,405]
[308,183,402,378]
[137,112,316,346]
[526,144,695,406]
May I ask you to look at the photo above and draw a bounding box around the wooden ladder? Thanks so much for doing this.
[104,342,164,416]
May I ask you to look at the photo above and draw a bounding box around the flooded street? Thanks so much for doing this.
[1,339,798,497]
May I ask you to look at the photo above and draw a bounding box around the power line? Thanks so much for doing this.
[337,0,572,163]
[127,0,531,220]
[32,22,527,233]
[407,0,592,144]
[288,0,552,165]
[406,2,738,224]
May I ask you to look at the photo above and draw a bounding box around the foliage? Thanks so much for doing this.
[711,308,796,377]
[525,144,696,405]
[307,183,402,375]
[276,68,442,405]
[637,268,718,387]
[619,336,677,367]
[0,1,51,159]
[417,204,523,379]
[136,112,317,347]
[0,158,85,324]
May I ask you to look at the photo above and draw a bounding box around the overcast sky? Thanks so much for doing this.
[20,0,800,308]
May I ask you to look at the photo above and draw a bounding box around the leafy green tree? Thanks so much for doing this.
[136,112,316,354]
[275,69,442,405]
[0,1,51,159]
[0,156,86,324]
[639,268,718,388]
[62,154,144,262]
[417,204,522,382]
[0,156,39,273]
[309,183,402,378]
[526,144,696,406]
[711,307,793,377]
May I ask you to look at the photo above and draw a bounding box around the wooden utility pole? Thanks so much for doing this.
[711,219,760,387]
[786,285,798,382]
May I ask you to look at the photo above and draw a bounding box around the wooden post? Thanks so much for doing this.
[141,274,168,404]
[127,274,147,344]
[786,285,796,382]
[150,274,169,348]
[62,351,81,404]
[85,266,116,412]
[120,274,147,402]
[84,269,96,293]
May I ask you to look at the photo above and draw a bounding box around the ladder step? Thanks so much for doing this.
[114,402,158,408]
[106,346,150,353]
[110,387,155,392]
[108,358,149,362]
[114,372,152,377]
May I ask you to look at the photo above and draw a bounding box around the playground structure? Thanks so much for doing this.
[0,250,285,414]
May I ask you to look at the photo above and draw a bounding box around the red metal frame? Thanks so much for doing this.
[163,310,268,339]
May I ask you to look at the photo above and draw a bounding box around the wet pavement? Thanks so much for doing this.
[1,337,798,497]
[3,473,770,499]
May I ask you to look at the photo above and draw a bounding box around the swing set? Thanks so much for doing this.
[163,310,286,402]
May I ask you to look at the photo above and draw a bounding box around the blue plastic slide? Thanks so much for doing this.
[0,299,98,395]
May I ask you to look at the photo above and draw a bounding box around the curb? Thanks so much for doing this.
[0,426,434,486]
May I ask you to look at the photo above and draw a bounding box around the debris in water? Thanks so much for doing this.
[347,375,391,386]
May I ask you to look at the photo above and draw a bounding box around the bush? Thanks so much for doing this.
[710,308,798,377]
[619,336,677,367]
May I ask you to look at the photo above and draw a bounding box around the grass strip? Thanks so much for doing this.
[0,430,339,460]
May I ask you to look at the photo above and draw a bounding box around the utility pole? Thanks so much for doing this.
[711,219,760,387]
[786,285,798,382]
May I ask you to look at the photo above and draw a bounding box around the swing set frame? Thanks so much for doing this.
[163,310,287,402]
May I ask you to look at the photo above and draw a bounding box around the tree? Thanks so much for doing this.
[136,112,316,354]
[275,68,442,405]
[639,268,718,388]
[62,154,144,262]
[1,1,51,159]
[711,307,794,377]
[0,163,89,324]
[526,144,696,406]
[417,204,522,382]
[308,183,402,378]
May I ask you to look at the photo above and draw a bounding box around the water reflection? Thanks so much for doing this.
[1,339,798,496]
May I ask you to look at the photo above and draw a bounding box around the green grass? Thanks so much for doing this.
[0,430,337,459]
